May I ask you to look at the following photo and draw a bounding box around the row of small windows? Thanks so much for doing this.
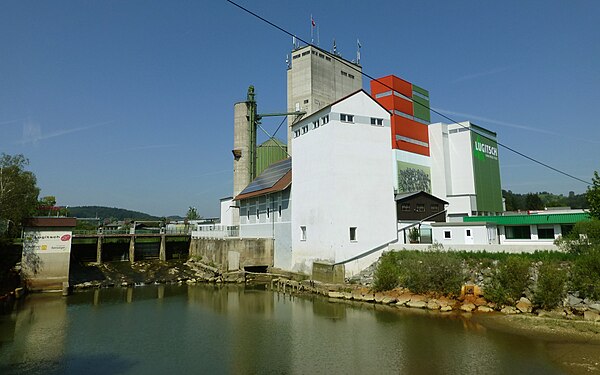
[246,206,283,220]
[293,50,332,61]
[340,113,354,123]
[300,226,357,241]
[370,118,383,126]
[401,203,439,212]
[295,113,383,137]
[340,70,355,79]
[294,114,330,138]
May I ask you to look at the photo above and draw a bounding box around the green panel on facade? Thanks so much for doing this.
[412,85,429,97]
[256,139,288,177]
[471,132,503,213]
[464,212,590,225]
[412,95,430,123]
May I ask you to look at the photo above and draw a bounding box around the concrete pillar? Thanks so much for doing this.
[159,234,166,261]
[129,236,135,263]
[96,236,103,264]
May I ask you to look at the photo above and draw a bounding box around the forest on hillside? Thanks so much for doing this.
[502,190,588,211]
[68,206,160,221]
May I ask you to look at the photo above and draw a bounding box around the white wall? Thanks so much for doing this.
[291,91,397,276]
[429,122,479,218]
[238,189,292,270]
[432,224,494,245]
[220,198,234,226]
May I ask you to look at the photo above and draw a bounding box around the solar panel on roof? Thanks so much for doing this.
[239,158,291,195]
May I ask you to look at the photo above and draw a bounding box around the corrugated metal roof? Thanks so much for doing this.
[463,212,590,225]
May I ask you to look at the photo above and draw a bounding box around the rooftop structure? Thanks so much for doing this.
[287,45,362,154]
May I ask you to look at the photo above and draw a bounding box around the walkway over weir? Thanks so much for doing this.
[72,229,191,263]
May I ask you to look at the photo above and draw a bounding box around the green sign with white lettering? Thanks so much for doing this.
[471,127,503,213]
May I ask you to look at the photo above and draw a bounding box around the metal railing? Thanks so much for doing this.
[191,225,239,239]
[72,228,193,236]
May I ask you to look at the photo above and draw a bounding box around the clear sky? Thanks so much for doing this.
[1,1,599,217]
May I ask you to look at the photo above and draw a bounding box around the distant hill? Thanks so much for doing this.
[68,206,160,221]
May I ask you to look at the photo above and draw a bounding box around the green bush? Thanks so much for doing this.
[373,252,401,291]
[570,248,600,300]
[534,262,567,310]
[484,256,531,306]
[398,251,465,296]
[555,219,600,255]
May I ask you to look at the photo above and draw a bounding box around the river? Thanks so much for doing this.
[0,284,590,374]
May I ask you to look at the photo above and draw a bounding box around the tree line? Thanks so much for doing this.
[502,189,588,211]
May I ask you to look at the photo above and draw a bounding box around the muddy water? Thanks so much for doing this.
[0,284,592,374]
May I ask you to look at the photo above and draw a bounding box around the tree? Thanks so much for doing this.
[587,171,600,220]
[525,193,544,210]
[0,154,40,237]
[186,206,200,220]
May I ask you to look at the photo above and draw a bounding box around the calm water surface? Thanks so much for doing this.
[0,284,569,374]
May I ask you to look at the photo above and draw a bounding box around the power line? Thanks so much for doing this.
[225,0,592,186]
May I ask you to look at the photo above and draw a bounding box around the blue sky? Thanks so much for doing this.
[1,1,599,217]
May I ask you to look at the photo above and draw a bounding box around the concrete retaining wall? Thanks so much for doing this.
[189,238,274,271]
[388,243,559,253]
[312,262,345,283]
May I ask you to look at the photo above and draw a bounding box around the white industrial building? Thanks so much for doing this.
[290,90,397,275]
[429,121,504,220]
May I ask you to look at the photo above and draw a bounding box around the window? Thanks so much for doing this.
[537,226,555,239]
[370,118,383,126]
[300,226,306,241]
[416,204,425,212]
[341,71,348,77]
[256,209,259,219]
[505,226,531,240]
[401,203,410,212]
[266,208,270,218]
[561,224,574,237]
[350,227,357,241]
[431,204,439,212]
[247,209,250,220]
[325,56,331,61]
[278,205,282,217]
[322,115,329,124]
[294,129,301,138]
[302,125,309,134]
[292,54,300,60]
[313,120,320,129]
[466,229,471,237]
[340,113,354,123]
[301,51,310,56]
[303,99,309,104]
[348,74,354,79]
[444,231,451,239]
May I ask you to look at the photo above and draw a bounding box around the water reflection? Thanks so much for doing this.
[0,285,570,374]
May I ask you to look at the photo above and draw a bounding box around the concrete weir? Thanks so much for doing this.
[189,238,274,272]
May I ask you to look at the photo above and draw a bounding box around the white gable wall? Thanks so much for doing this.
[291,91,397,276]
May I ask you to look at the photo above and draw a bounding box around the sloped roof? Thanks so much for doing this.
[395,191,448,204]
[258,138,286,148]
[235,158,291,201]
